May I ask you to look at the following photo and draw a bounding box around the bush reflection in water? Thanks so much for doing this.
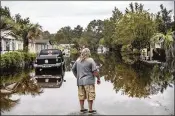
[0,70,43,112]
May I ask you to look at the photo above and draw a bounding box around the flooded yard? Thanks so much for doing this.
[1,53,174,115]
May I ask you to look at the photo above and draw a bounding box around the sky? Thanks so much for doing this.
[1,1,174,34]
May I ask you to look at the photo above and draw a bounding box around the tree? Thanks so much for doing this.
[0,6,18,53]
[0,6,11,18]
[83,19,104,50]
[103,7,123,51]
[71,25,83,49]
[0,6,15,37]
[156,4,173,34]
[114,3,157,50]
[72,25,83,38]
[42,31,51,39]
[11,14,42,52]
[54,26,73,44]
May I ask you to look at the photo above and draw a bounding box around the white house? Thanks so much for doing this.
[0,31,23,54]
[141,36,164,60]
[34,39,54,54]
[1,31,54,54]
[97,45,109,54]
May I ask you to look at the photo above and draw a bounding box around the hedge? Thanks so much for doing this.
[0,51,36,71]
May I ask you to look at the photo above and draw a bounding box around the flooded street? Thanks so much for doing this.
[1,53,174,115]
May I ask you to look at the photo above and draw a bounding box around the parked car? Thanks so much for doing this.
[34,49,65,83]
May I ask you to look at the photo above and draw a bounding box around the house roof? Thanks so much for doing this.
[1,31,16,40]
[34,39,50,44]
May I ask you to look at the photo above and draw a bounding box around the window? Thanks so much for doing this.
[12,40,15,50]
[40,49,62,55]
[41,44,44,49]
[0,41,2,51]
[18,43,21,50]
[5,39,10,51]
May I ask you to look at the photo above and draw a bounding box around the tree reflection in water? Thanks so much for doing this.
[0,94,20,113]
[92,52,174,98]
[14,75,43,97]
[1,71,43,112]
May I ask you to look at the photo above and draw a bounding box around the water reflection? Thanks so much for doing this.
[1,52,174,114]
[1,71,43,112]
[0,94,20,113]
[36,78,64,88]
[98,53,174,98]
[68,52,174,98]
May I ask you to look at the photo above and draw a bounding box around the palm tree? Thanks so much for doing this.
[1,7,42,52]
[22,23,42,52]
[10,14,42,52]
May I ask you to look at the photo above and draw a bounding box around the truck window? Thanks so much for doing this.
[40,49,62,55]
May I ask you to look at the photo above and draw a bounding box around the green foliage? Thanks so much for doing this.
[54,26,73,44]
[78,37,89,48]
[121,44,132,53]
[99,38,105,45]
[156,4,173,34]
[164,31,174,49]
[70,48,78,55]
[0,51,36,71]
[1,54,12,68]
[151,31,174,49]
[103,19,115,48]
[114,10,157,50]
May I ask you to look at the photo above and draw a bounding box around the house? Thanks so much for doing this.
[0,31,23,54]
[1,31,54,54]
[34,39,54,54]
[57,44,74,54]
[141,35,165,61]
[97,45,109,54]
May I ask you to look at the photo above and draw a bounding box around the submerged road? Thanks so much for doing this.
[2,72,174,115]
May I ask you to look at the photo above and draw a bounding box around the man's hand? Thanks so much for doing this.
[97,79,101,85]
[93,71,101,85]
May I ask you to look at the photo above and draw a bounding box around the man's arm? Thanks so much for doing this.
[71,61,77,78]
[93,71,100,80]
[91,58,100,81]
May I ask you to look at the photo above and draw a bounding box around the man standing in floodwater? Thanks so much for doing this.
[72,48,101,114]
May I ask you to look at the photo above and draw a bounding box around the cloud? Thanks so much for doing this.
[1,1,174,33]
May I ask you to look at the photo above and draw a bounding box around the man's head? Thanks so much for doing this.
[80,48,91,62]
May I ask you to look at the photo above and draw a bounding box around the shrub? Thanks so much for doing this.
[0,51,36,70]
[70,48,78,55]
[0,55,6,69]
[2,53,12,68]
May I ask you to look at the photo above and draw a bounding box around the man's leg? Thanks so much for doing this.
[85,85,96,113]
[88,100,93,111]
[78,86,87,112]
[79,100,85,110]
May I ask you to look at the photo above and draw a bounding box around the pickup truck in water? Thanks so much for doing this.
[33,49,65,86]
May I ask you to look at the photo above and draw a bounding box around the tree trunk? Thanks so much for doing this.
[22,32,29,69]
[23,32,29,52]
[150,43,153,61]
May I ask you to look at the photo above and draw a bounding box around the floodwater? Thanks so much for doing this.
[1,52,174,115]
